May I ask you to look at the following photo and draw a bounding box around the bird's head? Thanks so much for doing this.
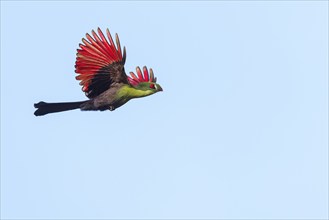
[127,66,163,94]
[134,82,163,93]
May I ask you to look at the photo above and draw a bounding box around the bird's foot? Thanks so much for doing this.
[109,106,115,111]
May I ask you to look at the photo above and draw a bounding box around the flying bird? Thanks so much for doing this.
[34,28,162,116]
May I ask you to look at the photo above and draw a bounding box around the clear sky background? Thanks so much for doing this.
[1,1,328,219]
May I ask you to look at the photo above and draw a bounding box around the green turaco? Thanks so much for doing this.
[34,28,162,116]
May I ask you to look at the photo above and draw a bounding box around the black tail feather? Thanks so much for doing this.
[34,101,87,116]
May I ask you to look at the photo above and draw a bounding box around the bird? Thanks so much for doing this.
[34,28,162,116]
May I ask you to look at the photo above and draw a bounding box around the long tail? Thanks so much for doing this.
[34,101,87,116]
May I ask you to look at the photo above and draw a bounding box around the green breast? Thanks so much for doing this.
[118,85,154,99]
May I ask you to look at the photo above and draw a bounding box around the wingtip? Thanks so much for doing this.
[149,68,154,82]
[143,66,149,81]
[122,46,126,64]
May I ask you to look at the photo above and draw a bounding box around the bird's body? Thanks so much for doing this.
[80,83,156,111]
[34,28,162,116]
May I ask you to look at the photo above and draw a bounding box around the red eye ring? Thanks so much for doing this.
[150,84,155,89]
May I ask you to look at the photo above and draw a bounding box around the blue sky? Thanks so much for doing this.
[1,1,328,219]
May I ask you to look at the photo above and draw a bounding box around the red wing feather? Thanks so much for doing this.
[127,66,157,86]
[75,28,127,97]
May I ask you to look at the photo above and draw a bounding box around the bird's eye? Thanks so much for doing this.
[150,84,156,89]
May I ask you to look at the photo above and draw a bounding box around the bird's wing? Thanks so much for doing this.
[75,28,128,98]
